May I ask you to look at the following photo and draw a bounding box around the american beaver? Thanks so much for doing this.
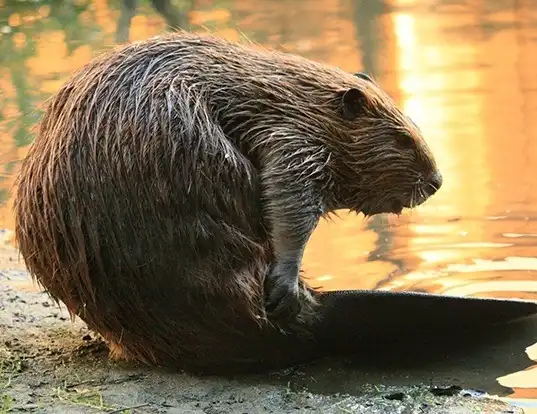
[14,31,443,374]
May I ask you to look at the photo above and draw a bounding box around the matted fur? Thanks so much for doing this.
[14,31,439,374]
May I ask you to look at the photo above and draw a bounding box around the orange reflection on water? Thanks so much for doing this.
[373,1,537,299]
[303,214,399,291]
[384,0,537,402]
[390,6,490,272]
[498,342,537,410]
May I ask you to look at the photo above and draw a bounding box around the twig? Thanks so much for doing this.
[108,402,150,413]
[66,373,146,389]
[65,379,97,389]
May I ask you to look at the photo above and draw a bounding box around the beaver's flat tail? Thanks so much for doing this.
[168,289,537,376]
[313,289,537,354]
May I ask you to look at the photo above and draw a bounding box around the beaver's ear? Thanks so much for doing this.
[339,88,367,121]
[354,72,373,82]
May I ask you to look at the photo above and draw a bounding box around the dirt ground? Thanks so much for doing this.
[0,239,528,413]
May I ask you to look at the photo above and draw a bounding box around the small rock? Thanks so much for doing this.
[384,392,405,401]
[429,385,462,397]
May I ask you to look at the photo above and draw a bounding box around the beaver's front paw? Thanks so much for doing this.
[264,261,301,321]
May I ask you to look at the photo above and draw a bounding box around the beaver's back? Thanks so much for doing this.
[14,33,321,373]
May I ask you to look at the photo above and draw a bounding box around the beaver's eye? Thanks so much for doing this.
[354,72,373,83]
[396,134,414,149]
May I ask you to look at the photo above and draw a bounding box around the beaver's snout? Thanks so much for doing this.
[425,170,443,197]
[362,169,442,216]
[410,170,443,208]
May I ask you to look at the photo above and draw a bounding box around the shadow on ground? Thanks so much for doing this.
[1,247,534,413]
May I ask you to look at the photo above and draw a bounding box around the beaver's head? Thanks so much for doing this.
[329,72,442,216]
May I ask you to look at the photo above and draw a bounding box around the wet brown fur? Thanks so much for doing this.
[13,31,440,375]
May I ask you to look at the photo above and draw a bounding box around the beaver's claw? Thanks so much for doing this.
[264,262,301,321]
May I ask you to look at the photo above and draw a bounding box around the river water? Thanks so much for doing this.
[1,0,537,408]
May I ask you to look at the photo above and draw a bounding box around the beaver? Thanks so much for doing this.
[14,31,444,375]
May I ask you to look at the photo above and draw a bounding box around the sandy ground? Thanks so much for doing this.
[0,242,530,413]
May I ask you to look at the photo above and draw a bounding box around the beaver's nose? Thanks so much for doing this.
[426,170,443,195]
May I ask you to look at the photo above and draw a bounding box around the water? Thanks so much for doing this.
[1,0,537,407]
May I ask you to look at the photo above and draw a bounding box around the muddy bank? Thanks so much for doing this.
[0,245,527,413]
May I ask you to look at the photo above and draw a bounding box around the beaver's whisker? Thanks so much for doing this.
[427,182,439,193]
[410,185,418,218]
[410,185,417,209]
[418,187,427,203]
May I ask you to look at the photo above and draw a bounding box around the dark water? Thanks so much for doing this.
[1,0,537,407]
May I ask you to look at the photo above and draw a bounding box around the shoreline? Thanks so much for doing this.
[0,245,528,413]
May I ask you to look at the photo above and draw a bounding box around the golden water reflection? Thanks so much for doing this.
[1,0,537,403]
